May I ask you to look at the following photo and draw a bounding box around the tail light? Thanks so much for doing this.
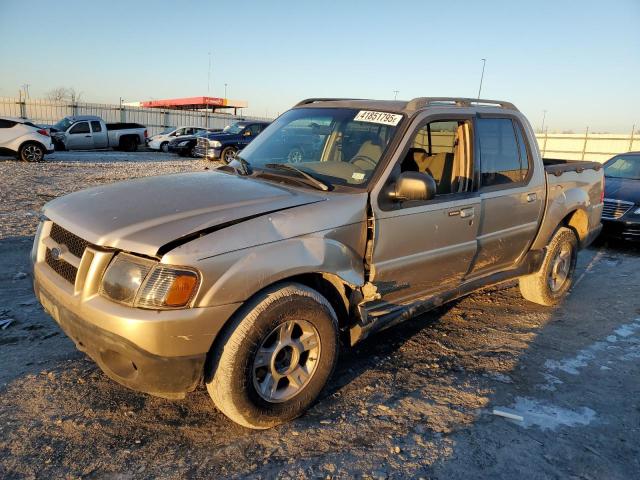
[37,129,50,137]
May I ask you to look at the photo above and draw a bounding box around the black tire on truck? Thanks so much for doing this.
[220,146,236,164]
[206,282,339,429]
[121,137,138,152]
[519,226,578,306]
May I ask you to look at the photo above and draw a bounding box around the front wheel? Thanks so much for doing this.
[19,143,44,162]
[519,227,578,306]
[160,142,169,153]
[206,283,339,429]
[220,146,236,164]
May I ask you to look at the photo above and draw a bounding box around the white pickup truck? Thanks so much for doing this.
[50,115,147,152]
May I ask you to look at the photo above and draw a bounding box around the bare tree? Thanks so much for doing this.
[45,87,83,103]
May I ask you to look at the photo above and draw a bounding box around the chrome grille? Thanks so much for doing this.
[602,199,633,220]
[45,247,78,284]
[49,223,89,258]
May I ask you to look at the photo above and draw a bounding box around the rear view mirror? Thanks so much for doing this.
[388,171,436,202]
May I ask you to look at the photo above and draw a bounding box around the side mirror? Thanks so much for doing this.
[388,171,436,202]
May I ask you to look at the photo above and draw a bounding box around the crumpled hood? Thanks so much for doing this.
[605,176,640,204]
[43,171,325,257]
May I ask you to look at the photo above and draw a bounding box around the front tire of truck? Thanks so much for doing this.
[206,282,339,429]
[519,227,578,306]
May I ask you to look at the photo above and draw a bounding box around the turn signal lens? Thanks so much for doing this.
[165,274,198,307]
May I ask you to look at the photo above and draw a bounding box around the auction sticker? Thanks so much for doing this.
[354,111,402,126]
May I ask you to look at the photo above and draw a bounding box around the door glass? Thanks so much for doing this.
[69,122,90,134]
[477,118,523,187]
[90,121,102,133]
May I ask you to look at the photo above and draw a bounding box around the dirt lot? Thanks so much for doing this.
[1,151,639,479]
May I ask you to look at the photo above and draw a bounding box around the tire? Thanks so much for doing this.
[160,142,169,153]
[19,142,44,162]
[206,282,339,429]
[189,146,197,158]
[287,147,304,163]
[120,137,138,152]
[519,227,578,306]
[220,146,236,164]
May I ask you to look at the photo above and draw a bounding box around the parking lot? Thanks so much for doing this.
[1,151,639,479]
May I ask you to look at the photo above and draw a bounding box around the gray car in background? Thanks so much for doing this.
[50,115,147,151]
[33,97,603,429]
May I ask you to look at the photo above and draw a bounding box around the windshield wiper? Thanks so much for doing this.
[263,163,330,191]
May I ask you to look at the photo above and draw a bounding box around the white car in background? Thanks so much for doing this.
[0,117,54,162]
[147,126,208,152]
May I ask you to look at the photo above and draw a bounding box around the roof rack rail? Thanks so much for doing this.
[405,97,518,112]
[294,98,364,107]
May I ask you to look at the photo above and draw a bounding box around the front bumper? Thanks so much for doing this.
[168,144,190,154]
[194,145,221,159]
[32,222,242,398]
[602,218,640,242]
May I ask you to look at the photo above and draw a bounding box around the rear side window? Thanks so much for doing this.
[90,121,102,132]
[0,119,17,128]
[477,118,527,187]
[69,122,90,134]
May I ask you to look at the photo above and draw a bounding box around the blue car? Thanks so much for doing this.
[601,151,640,242]
[195,121,271,163]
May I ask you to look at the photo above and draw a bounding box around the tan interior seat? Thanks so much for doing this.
[351,140,382,171]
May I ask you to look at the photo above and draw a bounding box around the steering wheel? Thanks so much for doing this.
[350,155,377,171]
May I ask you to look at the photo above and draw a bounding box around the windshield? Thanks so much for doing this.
[605,155,640,180]
[238,108,402,188]
[159,127,176,135]
[224,123,246,134]
[52,117,74,132]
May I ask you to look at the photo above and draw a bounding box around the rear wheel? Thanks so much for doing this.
[19,142,44,162]
[221,146,236,164]
[121,137,138,152]
[519,227,578,306]
[206,283,339,429]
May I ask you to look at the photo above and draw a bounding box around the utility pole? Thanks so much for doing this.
[21,83,31,99]
[207,51,212,95]
[477,58,486,99]
[541,110,547,133]
[224,83,228,99]
[393,90,399,100]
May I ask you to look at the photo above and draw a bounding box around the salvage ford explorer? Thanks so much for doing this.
[32,97,604,429]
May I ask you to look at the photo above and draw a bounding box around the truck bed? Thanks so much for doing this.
[543,158,602,177]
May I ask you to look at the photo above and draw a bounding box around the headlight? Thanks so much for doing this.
[209,140,221,148]
[634,207,640,215]
[177,141,189,147]
[99,253,199,309]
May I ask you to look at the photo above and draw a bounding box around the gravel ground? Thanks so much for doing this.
[1,151,639,479]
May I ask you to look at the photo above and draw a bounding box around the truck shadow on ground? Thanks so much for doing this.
[1,241,639,478]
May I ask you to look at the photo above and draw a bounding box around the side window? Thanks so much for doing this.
[0,119,17,128]
[90,121,102,133]
[400,119,474,196]
[69,122,90,134]
[248,124,262,136]
[476,118,524,187]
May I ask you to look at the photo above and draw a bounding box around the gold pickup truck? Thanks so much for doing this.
[32,97,603,429]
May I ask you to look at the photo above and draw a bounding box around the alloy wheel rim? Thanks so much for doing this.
[549,243,572,292]
[24,145,42,162]
[224,150,235,162]
[288,149,303,163]
[252,319,321,403]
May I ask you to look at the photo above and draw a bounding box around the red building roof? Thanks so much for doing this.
[140,97,247,109]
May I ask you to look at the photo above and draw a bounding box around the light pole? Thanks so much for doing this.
[541,110,547,133]
[224,83,228,99]
[207,51,212,95]
[393,90,399,100]
[477,58,486,99]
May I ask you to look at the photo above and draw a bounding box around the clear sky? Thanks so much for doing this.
[1,0,638,132]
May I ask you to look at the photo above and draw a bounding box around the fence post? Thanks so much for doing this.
[630,125,635,152]
[581,127,589,160]
[18,98,26,118]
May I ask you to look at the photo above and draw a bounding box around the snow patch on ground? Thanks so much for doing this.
[510,397,596,431]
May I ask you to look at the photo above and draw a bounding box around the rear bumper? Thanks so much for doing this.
[602,218,640,242]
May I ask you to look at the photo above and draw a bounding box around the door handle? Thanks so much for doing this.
[526,192,537,203]
[460,207,475,218]
[84,135,92,138]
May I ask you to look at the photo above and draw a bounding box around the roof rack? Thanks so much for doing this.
[294,98,364,107]
[405,97,518,112]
